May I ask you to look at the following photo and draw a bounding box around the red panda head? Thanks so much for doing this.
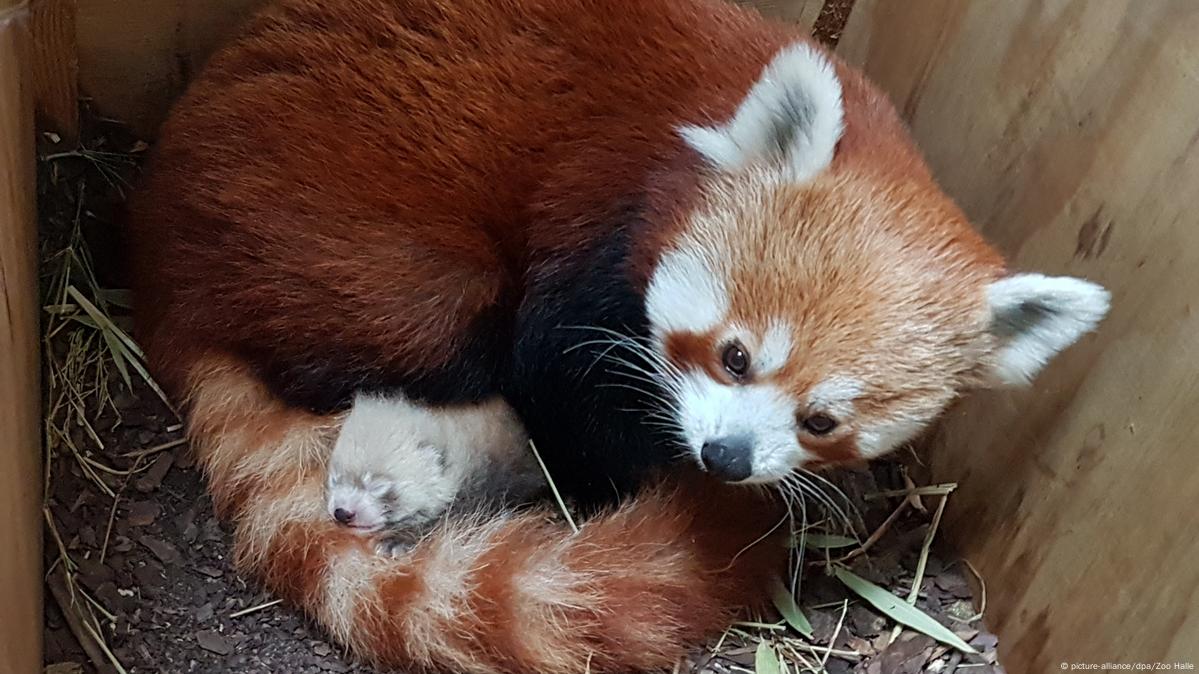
[643,44,1110,483]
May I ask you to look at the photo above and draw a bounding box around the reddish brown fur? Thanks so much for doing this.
[127,0,802,405]
[185,353,784,673]
[665,330,729,382]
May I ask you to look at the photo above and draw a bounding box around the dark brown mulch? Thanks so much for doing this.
[43,397,374,674]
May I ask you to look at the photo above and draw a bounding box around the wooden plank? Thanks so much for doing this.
[76,0,264,136]
[29,0,78,141]
[736,0,823,32]
[840,1,1199,669]
[0,2,44,673]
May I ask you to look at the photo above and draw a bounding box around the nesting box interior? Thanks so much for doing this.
[3,0,1198,672]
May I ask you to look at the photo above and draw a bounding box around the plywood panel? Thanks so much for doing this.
[29,0,78,140]
[0,2,44,672]
[76,0,265,136]
[840,1,1199,669]
[736,0,823,30]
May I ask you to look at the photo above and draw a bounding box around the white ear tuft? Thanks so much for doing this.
[985,273,1111,385]
[679,42,844,181]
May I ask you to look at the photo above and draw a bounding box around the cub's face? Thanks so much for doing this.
[326,394,458,532]
[326,469,396,532]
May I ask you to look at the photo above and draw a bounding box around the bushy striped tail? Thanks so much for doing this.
[184,353,786,673]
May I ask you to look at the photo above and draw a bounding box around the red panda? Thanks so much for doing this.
[125,0,1110,671]
[325,392,545,554]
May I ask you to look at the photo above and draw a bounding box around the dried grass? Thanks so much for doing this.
[40,132,169,674]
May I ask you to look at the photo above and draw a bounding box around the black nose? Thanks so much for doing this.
[333,508,355,525]
[700,436,754,482]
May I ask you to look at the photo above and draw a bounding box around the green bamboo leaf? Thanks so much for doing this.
[122,349,175,412]
[754,640,781,674]
[67,315,100,329]
[66,285,175,411]
[769,577,813,638]
[98,288,134,309]
[834,566,977,654]
[787,533,858,550]
[66,286,115,331]
[100,329,134,390]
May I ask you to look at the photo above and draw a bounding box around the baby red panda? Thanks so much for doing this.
[326,393,543,553]
[126,0,1110,670]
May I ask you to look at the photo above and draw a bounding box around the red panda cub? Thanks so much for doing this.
[326,393,543,553]
[125,0,1111,671]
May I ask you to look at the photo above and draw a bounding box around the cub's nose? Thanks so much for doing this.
[333,507,356,525]
[700,436,754,482]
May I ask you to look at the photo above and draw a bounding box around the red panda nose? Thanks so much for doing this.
[333,508,356,525]
[700,436,754,482]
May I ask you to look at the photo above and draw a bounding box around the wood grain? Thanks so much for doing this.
[29,0,78,141]
[735,0,823,31]
[840,1,1199,668]
[0,2,44,672]
[76,0,264,136]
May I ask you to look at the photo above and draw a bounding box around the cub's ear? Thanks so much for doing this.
[679,42,844,182]
[984,273,1111,385]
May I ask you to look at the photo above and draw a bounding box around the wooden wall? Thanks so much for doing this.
[0,2,43,673]
[74,0,264,136]
[736,0,823,29]
[838,1,1199,669]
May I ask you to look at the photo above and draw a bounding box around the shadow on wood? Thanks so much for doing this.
[0,2,44,672]
[839,0,1199,668]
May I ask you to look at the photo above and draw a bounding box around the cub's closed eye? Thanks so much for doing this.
[721,342,751,378]
[802,414,838,435]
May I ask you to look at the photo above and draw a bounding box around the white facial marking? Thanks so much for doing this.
[856,415,929,459]
[326,474,392,532]
[679,42,844,182]
[645,246,729,337]
[755,322,794,375]
[806,375,864,419]
[985,274,1111,385]
[675,373,808,483]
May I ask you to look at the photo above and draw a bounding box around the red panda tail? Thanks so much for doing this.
[184,353,787,674]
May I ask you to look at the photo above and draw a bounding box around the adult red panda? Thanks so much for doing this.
[126,0,1110,671]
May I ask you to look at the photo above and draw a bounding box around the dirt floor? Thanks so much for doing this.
[39,5,1005,670]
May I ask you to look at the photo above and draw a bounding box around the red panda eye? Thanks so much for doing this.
[721,342,750,378]
[802,414,838,435]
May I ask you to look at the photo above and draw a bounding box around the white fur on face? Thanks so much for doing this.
[326,393,531,533]
[755,322,794,376]
[326,442,454,533]
[806,376,864,419]
[674,373,808,483]
[326,472,395,530]
[679,42,844,181]
[856,415,929,459]
[645,247,728,338]
[985,273,1111,385]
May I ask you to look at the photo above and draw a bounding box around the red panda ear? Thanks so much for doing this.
[679,43,844,181]
[983,273,1111,385]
